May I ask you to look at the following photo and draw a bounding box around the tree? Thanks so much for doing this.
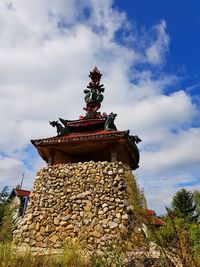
[171,188,199,223]
[0,186,9,203]
[193,191,200,214]
[0,186,9,227]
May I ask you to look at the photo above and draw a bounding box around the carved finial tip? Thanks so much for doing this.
[93,66,100,72]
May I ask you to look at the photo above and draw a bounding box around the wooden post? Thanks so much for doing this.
[111,146,117,162]
[47,156,53,166]
[47,150,54,165]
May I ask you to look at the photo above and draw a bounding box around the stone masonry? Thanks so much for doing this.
[13,161,139,251]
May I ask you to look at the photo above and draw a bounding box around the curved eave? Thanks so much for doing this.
[125,138,140,170]
[31,131,140,170]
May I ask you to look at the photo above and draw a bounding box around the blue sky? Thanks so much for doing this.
[0,0,199,214]
[116,0,200,100]
[116,0,200,75]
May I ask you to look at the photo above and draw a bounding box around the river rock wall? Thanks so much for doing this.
[13,161,138,250]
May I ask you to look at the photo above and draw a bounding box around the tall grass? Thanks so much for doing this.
[0,242,90,267]
[149,211,200,267]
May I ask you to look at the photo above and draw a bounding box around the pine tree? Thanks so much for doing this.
[171,188,199,223]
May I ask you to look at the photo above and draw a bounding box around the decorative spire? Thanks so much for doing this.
[83,67,105,118]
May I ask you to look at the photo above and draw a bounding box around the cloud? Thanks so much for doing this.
[0,156,23,185]
[137,167,200,214]
[0,0,199,213]
[115,90,197,132]
[141,128,200,172]
[145,20,169,65]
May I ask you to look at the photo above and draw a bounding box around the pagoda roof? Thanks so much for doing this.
[31,129,140,170]
[56,117,111,134]
[31,130,127,146]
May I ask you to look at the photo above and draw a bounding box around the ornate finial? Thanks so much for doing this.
[89,66,102,83]
[83,67,105,118]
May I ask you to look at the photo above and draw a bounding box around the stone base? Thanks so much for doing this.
[13,161,140,251]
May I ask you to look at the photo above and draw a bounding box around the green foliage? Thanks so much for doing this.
[194,191,200,215]
[1,246,45,267]
[147,189,200,266]
[171,188,199,223]
[90,246,124,267]
[190,224,200,261]
[149,188,200,266]
[0,242,90,267]
[0,241,176,267]
[150,211,199,266]
[0,186,9,204]
[124,170,147,212]
[0,202,17,242]
[0,186,9,227]
[61,240,89,266]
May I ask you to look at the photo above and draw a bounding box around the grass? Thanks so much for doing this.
[0,242,91,267]
[0,240,174,267]
[0,239,137,267]
[149,214,200,267]
[0,241,136,267]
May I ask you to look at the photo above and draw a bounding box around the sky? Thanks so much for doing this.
[0,0,200,214]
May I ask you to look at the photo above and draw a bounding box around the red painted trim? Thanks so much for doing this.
[146,209,165,225]
[67,118,107,127]
[15,189,31,197]
[150,216,165,226]
[147,209,155,216]
[33,130,127,145]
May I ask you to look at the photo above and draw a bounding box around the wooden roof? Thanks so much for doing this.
[31,130,140,170]
[31,130,127,146]
[147,209,165,226]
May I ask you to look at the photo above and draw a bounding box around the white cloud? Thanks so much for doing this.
[145,20,169,65]
[137,169,200,214]
[0,156,23,184]
[115,90,197,131]
[141,128,200,172]
[0,0,199,213]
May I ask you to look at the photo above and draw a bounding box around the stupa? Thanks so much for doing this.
[13,68,143,252]
[31,67,141,169]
